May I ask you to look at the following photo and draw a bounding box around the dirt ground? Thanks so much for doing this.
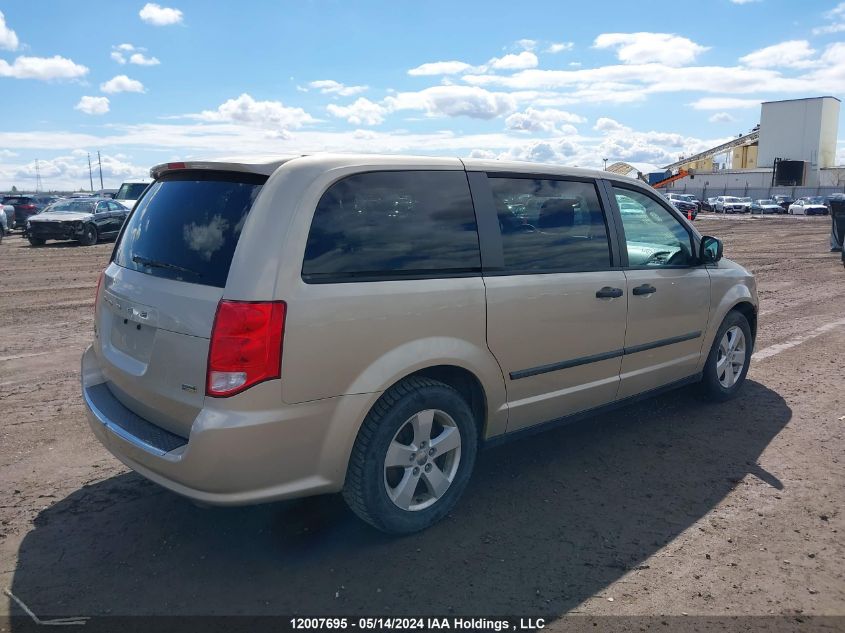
[1,215,843,628]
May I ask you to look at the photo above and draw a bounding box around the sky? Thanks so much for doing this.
[0,0,844,191]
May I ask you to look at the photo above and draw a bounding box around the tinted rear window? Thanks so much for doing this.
[302,171,481,282]
[3,197,32,205]
[113,171,266,288]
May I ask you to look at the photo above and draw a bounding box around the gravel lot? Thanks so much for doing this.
[1,215,843,627]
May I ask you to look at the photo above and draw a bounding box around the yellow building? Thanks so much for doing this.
[731,142,758,169]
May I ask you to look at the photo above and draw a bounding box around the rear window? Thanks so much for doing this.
[112,171,266,288]
[115,183,149,201]
[3,197,31,205]
[302,171,481,282]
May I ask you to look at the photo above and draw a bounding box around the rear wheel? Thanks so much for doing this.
[78,224,97,246]
[343,376,478,534]
[28,236,45,247]
[699,311,752,402]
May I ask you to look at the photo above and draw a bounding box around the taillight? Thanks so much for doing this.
[20,204,36,211]
[206,300,286,397]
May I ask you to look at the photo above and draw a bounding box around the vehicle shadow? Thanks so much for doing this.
[9,380,789,620]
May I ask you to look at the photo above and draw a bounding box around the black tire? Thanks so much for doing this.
[78,224,97,246]
[699,311,753,402]
[28,236,45,246]
[343,376,478,534]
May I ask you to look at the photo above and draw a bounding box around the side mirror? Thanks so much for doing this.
[700,235,723,264]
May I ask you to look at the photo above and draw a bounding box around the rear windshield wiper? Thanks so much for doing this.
[132,255,202,278]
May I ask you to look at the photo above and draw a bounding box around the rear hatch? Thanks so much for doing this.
[96,170,266,437]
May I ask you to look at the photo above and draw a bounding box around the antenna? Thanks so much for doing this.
[87,153,94,191]
[97,151,104,190]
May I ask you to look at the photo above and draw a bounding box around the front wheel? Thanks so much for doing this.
[78,224,98,246]
[699,311,752,402]
[343,377,478,534]
[28,236,45,246]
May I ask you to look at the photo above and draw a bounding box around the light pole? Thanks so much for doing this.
[603,158,608,171]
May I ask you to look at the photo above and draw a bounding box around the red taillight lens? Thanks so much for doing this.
[20,204,36,210]
[167,162,186,170]
[206,300,286,397]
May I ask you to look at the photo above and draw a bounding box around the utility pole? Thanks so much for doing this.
[87,153,94,191]
[35,159,43,192]
[97,151,104,190]
[602,158,608,171]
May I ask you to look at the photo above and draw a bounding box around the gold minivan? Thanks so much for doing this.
[82,155,758,533]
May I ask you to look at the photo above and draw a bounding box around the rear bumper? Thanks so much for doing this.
[81,345,376,505]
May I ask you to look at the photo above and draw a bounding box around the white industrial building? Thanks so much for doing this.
[635,96,844,197]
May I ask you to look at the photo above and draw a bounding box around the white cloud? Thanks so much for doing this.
[488,51,538,70]
[0,55,88,80]
[688,97,762,110]
[546,42,574,54]
[408,60,475,76]
[191,93,315,129]
[129,52,160,66]
[10,153,148,190]
[0,10,19,50]
[326,97,387,126]
[708,112,736,123]
[139,3,183,26]
[593,32,709,66]
[100,74,145,93]
[505,107,584,133]
[75,96,110,115]
[111,44,160,66]
[594,117,627,132]
[739,40,817,68]
[515,39,537,51]
[729,0,761,4]
[813,2,845,34]
[387,86,517,119]
[308,79,367,96]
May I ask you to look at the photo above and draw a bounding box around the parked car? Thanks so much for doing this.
[702,197,718,212]
[26,197,129,246]
[666,193,701,213]
[666,195,698,219]
[772,195,793,211]
[0,203,11,238]
[1,195,41,228]
[788,197,829,216]
[755,199,783,214]
[714,196,746,214]
[114,178,151,210]
[81,155,758,534]
[738,197,754,213]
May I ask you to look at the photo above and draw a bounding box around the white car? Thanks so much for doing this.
[714,196,746,214]
[0,204,11,237]
[114,179,151,210]
[788,197,828,216]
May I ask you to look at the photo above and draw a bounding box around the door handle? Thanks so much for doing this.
[632,284,657,296]
[595,287,624,299]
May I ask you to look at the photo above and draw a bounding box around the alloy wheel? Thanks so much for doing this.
[717,326,746,388]
[383,409,462,511]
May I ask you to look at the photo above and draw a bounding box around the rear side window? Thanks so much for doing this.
[302,171,481,282]
[489,177,612,272]
[113,170,266,288]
